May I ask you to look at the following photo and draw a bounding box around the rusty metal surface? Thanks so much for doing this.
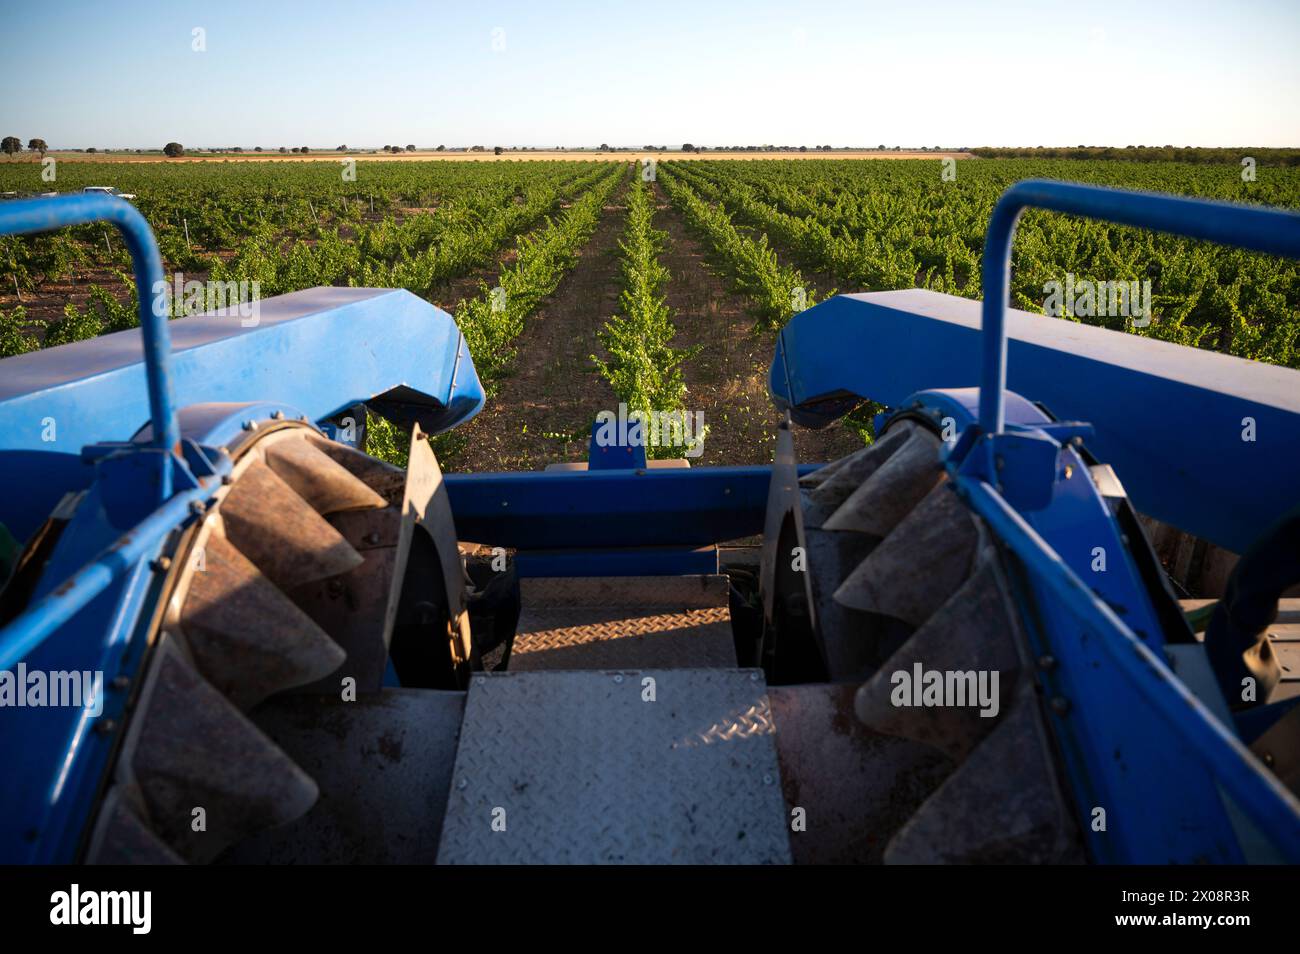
[288,506,402,694]
[85,788,184,865]
[180,533,346,709]
[436,668,792,864]
[834,481,978,624]
[822,428,943,536]
[854,552,1021,760]
[512,576,735,671]
[222,689,466,864]
[768,683,953,864]
[265,435,388,514]
[221,459,364,589]
[406,427,473,668]
[884,688,1084,864]
[804,424,912,528]
[802,523,892,681]
[307,432,408,504]
[125,640,319,864]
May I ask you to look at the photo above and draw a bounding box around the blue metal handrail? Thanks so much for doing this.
[979,180,1300,435]
[0,194,178,453]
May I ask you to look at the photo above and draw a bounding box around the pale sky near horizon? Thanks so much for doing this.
[1,0,1297,150]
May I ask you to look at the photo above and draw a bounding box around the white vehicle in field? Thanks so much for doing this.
[82,185,137,201]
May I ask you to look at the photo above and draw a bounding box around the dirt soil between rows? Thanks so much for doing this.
[648,180,863,467]
[448,185,628,472]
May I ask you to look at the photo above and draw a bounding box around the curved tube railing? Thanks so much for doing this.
[979,179,1300,435]
[0,193,177,452]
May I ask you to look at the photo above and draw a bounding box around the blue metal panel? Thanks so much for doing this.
[0,286,484,457]
[445,466,819,551]
[771,289,1300,554]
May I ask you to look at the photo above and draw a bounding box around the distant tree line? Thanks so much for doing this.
[970,145,1300,165]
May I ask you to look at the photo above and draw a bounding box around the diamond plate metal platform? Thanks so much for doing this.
[436,668,792,864]
[510,575,736,671]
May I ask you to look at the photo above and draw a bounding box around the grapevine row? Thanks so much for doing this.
[657,164,822,328]
[591,176,699,458]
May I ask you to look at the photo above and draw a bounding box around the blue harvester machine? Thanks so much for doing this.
[1,183,1299,865]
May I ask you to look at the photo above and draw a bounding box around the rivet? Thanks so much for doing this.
[150,556,172,573]
[457,778,468,790]
[614,674,624,684]
[1063,464,1074,479]
[1037,654,1057,671]
[94,720,117,735]
[1050,696,1071,716]
[364,532,381,545]
[189,500,206,516]
[750,672,759,682]
[762,774,774,785]
[111,676,130,691]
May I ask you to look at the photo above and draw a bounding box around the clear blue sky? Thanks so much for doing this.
[2,0,1297,149]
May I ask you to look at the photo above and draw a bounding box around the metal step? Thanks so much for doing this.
[436,668,791,864]
[510,575,736,671]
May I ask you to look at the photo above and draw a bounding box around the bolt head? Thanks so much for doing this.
[150,556,172,573]
[271,410,285,420]
[242,420,258,431]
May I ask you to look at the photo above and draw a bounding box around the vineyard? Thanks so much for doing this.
[2,158,1298,469]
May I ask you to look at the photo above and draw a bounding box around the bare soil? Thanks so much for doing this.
[448,190,629,473]
[649,181,863,467]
